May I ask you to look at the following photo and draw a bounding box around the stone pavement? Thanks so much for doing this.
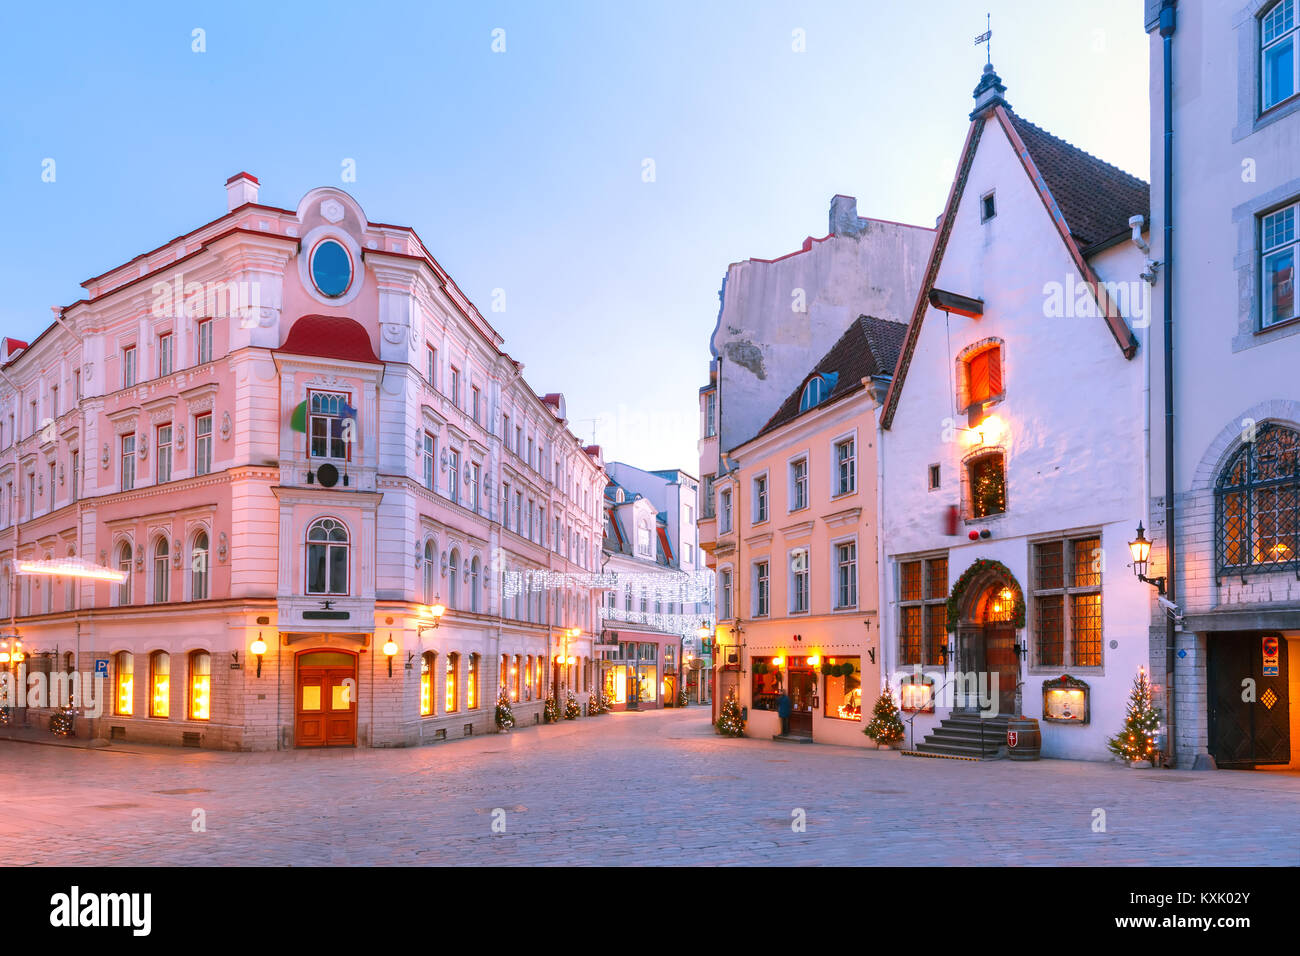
[1,707,1296,866]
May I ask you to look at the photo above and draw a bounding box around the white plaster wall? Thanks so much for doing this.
[882,117,1154,760]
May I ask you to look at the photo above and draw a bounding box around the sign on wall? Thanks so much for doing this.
[1263,635,1280,678]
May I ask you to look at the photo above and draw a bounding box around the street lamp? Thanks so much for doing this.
[250,632,267,678]
[383,634,399,677]
[1128,522,1166,595]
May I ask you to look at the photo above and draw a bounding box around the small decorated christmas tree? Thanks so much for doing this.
[1107,668,1161,765]
[715,691,745,737]
[864,682,904,747]
[495,690,516,731]
[543,695,562,723]
[564,691,581,720]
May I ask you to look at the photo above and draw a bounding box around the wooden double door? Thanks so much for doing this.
[787,667,816,735]
[295,650,357,748]
[955,623,1018,716]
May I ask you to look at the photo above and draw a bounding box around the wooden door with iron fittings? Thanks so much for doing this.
[295,650,358,747]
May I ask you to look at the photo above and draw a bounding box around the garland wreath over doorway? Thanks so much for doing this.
[946,558,1026,631]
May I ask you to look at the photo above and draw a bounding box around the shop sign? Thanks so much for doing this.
[1262,636,1279,677]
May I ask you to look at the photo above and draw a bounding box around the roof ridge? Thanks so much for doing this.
[1007,109,1148,187]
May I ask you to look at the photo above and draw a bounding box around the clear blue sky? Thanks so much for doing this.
[0,0,1148,473]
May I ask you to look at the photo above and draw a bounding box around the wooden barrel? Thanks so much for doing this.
[1006,717,1041,760]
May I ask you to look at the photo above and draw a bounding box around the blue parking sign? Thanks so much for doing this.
[94,659,109,677]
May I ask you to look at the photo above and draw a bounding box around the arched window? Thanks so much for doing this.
[445,652,460,713]
[423,540,436,604]
[116,542,133,606]
[468,653,480,709]
[1217,422,1300,576]
[447,549,460,609]
[306,518,348,595]
[153,537,170,604]
[967,451,1007,518]
[420,651,436,717]
[500,653,510,694]
[115,651,133,715]
[191,531,210,600]
[149,651,170,718]
[470,556,481,613]
[799,375,825,412]
[525,654,534,700]
[513,654,522,702]
[65,548,76,611]
[189,651,211,720]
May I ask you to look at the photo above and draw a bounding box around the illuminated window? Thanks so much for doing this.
[751,657,780,711]
[898,556,947,666]
[445,652,459,713]
[468,653,480,709]
[524,655,534,700]
[115,651,134,716]
[1217,423,1299,576]
[824,657,862,721]
[963,345,1003,426]
[420,652,435,717]
[149,651,170,718]
[189,651,211,720]
[513,654,522,701]
[967,452,1006,518]
[1032,535,1103,668]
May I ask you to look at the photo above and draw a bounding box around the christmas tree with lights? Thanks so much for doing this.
[1107,668,1161,765]
[564,691,581,720]
[864,682,904,747]
[495,690,516,731]
[543,695,562,723]
[715,691,744,737]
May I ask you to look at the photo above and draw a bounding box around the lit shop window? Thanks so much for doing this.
[115,652,134,716]
[420,652,435,717]
[751,656,780,711]
[823,657,861,721]
[150,651,170,718]
[468,654,480,709]
[445,653,459,713]
[189,652,211,720]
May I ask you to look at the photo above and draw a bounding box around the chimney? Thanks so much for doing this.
[226,172,259,211]
[829,194,867,238]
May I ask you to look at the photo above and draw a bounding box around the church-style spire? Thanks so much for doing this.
[970,62,1010,119]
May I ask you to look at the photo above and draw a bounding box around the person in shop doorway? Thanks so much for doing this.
[776,686,792,736]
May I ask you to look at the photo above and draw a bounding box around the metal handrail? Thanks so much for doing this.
[903,673,956,751]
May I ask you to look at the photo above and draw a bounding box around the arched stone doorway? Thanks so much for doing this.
[951,562,1024,717]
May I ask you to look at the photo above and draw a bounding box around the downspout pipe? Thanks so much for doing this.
[1160,0,1178,768]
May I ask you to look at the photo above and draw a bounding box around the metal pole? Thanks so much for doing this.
[1160,0,1178,768]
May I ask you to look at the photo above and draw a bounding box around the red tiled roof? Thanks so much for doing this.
[1005,111,1149,250]
[275,315,380,364]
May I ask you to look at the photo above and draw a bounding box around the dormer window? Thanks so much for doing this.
[799,372,838,413]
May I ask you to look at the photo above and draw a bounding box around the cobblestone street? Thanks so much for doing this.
[3,708,1297,867]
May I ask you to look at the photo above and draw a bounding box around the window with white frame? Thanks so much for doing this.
[470,462,481,513]
[121,346,136,389]
[196,319,213,365]
[791,457,808,510]
[835,540,857,609]
[448,449,460,505]
[158,333,173,378]
[306,518,349,595]
[753,474,768,522]
[309,391,350,459]
[719,487,732,532]
[191,531,210,600]
[637,519,653,557]
[753,560,769,617]
[426,344,438,387]
[121,435,136,491]
[790,549,809,613]
[153,537,170,603]
[834,438,856,495]
[719,568,733,620]
[1262,0,1297,112]
[156,425,172,484]
[1262,202,1297,328]
[195,413,213,476]
[423,432,435,490]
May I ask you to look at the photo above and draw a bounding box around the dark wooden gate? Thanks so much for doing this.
[1207,632,1289,768]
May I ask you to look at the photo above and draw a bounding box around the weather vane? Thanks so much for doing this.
[975,13,991,65]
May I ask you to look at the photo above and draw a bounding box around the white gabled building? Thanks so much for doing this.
[879,66,1157,761]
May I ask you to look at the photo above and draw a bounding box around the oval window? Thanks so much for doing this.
[311,239,352,297]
